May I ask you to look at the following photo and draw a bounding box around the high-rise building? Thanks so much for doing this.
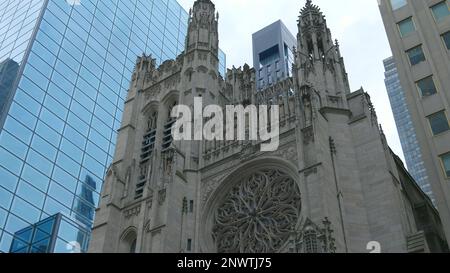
[379,0,450,242]
[89,0,447,253]
[252,20,296,90]
[0,0,200,253]
[0,58,19,116]
[383,56,434,202]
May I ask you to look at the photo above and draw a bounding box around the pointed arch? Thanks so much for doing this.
[119,226,138,253]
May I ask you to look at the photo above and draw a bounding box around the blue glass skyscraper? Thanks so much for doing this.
[0,0,225,253]
[383,57,435,203]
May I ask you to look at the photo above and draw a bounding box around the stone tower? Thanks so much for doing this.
[89,0,447,253]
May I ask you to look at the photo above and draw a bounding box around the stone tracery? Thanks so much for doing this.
[212,169,301,253]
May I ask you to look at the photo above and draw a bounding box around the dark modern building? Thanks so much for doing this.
[252,20,296,90]
[0,0,226,253]
[383,56,434,202]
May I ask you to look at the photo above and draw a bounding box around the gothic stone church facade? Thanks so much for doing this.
[88,0,447,253]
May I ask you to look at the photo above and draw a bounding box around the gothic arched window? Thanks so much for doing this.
[162,101,178,151]
[138,111,157,199]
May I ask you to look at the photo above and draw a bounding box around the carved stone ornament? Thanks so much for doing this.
[272,146,297,162]
[212,169,301,253]
[287,218,336,253]
[158,188,167,205]
[124,205,141,219]
[239,143,260,162]
[302,126,315,145]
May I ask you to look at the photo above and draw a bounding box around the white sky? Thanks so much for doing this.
[178,0,405,161]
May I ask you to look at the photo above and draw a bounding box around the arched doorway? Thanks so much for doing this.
[119,227,138,253]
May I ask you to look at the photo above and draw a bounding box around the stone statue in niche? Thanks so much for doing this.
[302,92,313,127]
[300,84,321,128]
[162,150,174,177]
[165,157,173,176]
[148,112,158,131]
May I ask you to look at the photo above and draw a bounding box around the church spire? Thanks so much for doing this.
[301,0,322,15]
[295,0,351,99]
[297,0,330,60]
[185,0,219,54]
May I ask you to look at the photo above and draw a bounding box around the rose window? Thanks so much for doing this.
[212,169,301,253]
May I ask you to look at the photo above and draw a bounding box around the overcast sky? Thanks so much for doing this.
[178,0,405,162]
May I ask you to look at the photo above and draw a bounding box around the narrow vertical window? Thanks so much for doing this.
[440,153,450,178]
[187,239,192,251]
[162,102,177,151]
[442,31,450,50]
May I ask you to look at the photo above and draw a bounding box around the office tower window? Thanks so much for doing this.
[189,200,194,213]
[259,45,280,68]
[259,69,263,77]
[268,76,273,85]
[416,76,437,97]
[267,65,272,73]
[443,31,450,50]
[428,111,450,135]
[390,0,407,10]
[441,153,450,178]
[406,45,426,65]
[398,17,415,37]
[275,61,279,70]
[431,1,450,22]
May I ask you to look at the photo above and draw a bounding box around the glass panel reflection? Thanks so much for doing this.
[0,0,225,252]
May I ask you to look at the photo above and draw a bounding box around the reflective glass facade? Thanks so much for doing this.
[218,49,226,77]
[0,58,19,115]
[9,213,89,253]
[0,0,44,65]
[383,57,435,202]
[0,0,224,253]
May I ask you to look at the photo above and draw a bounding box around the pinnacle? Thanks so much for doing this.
[301,0,322,15]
